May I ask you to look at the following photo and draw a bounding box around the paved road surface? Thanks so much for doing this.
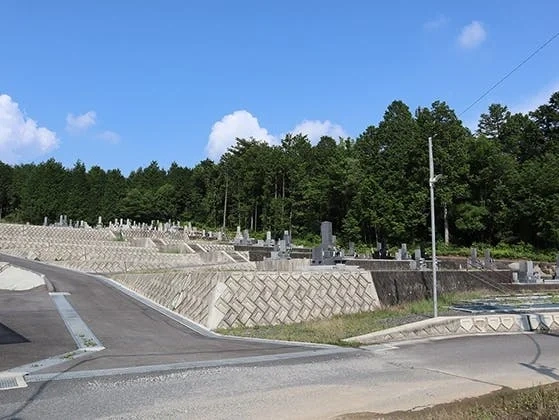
[0,254,313,374]
[2,334,559,419]
[2,254,559,419]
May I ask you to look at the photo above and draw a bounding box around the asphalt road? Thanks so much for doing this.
[0,254,311,374]
[2,334,559,419]
[3,254,559,419]
[0,287,75,370]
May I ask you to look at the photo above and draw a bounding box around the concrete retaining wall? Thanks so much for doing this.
[371,270,513,306]
[111,269,380,330]
[347,259,415,271]
[235,246,311,262]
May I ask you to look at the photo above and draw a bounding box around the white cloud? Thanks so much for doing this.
[206,110,349,160]
[513,80,559,114]
[0,94,59,163]
[289,120,348,144]
[97,130,121,144]
[66,110,96,132]
[423,15,449,31]
[458,21,486,49]
[206,110,276,160]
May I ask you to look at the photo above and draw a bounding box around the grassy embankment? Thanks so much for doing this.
[339,382,559,419]
[217,290,492,346]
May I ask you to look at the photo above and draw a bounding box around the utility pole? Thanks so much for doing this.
[429,136,441,318]
[222,173,228,232]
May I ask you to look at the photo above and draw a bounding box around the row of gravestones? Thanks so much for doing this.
[0,223,112,241]
[513,258,559,283]
[43,216,227,241]
[234,227,293,261]
[44,215,91,229]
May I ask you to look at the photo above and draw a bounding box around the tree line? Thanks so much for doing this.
[1,92,558,249]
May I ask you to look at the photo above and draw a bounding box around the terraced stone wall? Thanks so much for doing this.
[111,269,380,329]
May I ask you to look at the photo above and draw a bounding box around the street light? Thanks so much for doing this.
[428,136,441,318]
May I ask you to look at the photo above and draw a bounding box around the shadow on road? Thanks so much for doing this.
[519,333,559,381]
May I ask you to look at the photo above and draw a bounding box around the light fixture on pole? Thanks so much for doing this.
[428,136,441,318]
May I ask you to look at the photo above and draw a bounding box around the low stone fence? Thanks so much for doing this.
[111,269,381,330]
[345,312,559,345]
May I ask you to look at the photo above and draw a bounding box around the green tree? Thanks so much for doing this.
[416,101,471,244]
[0,162,15,220]
[477,104,510,139]
[65,160,89,222]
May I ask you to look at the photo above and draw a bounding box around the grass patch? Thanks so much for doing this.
[436,241,557,262]
[339,382,559,419]
[216,290,492,346]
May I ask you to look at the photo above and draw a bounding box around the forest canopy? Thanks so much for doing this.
[1,92,559,250]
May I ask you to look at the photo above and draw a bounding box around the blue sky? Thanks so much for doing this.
[1,1,558,174]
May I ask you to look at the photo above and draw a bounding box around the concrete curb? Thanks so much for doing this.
[344,312,559,345]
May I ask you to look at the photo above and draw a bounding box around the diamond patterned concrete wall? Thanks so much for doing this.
[113,271,227,325]
[211,271,379,329]
[111,269,380,329]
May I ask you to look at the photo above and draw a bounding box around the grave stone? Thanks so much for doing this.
[527,260,534,282]
[311,221,344,265]
[312,247,323,263]
[471,248,478,260]
[43,216,48,226]
[484,249,493,268]
[284,230,291,247]
[348,242,355,256]
[401,243,409,260]
[321,222,333,249]
[518,261,535,283]
[373,242,388,259]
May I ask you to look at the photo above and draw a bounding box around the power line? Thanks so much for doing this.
[459,30,559,116]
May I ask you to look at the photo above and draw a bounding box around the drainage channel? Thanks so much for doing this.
[0,373,27,391]
[450,294,559,314]
[1,292,105,390]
